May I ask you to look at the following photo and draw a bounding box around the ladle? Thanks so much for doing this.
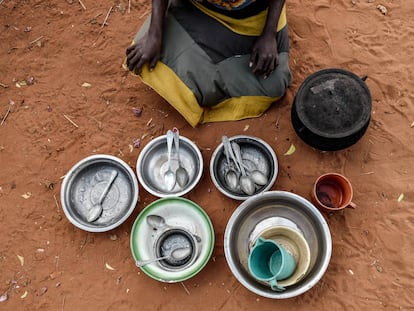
[146,214,202,243]
[87,170,118,222]
[173,128,189,188]
[221,136,239,191]
[231,142,255,195]
[135,246,192,267]
[164,130,176,191]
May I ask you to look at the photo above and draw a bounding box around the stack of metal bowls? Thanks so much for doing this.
[130,197,215,283]
[224,191,332,299]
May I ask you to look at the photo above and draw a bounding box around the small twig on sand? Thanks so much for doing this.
[29,36,44,45]
[1,101,13,125]
[53,193,60,213]
[0,82,8,88]
[63,114,79,128]
[61,296,66,311]
[90,116,102,129]
[80,233,88,251]
[180,282,190,295]
[86,12,102,25]
[78,0,86,10]
[128,0,131,13]
[92,6,113,45]
[101,6,113,29]
[55,255,60,270]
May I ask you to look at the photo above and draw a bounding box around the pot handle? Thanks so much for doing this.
[360,75,368,82]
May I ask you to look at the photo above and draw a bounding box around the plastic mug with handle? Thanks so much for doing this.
[248,237,296,291]
[311,173,357,213]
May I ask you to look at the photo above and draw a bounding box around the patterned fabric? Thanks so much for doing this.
[204,0,256,11]
[198,0,269,18]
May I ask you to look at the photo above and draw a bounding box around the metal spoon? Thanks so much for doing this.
[135,246,192,267]
[146,214,202,243]
[221,136,239,190]
[231,142,255,195]
[164,130,176,191]
[240,162,268,186]
[173,128,189,188]
[87,170,118,222]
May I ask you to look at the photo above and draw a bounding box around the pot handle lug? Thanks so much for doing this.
[360,75,368,82]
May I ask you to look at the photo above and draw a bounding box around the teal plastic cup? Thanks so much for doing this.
[248,237,296,291]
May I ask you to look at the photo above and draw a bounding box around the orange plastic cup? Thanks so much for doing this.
[311,173,356,212]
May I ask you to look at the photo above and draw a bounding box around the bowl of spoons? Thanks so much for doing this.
[136,128,203,197]
[210,135,278,200]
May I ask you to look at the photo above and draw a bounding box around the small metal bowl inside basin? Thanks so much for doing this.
[61,155,139,232]
[210,135,278,200]
[224,191,332,299]
[136,134,203,197]
[131,197,215,283]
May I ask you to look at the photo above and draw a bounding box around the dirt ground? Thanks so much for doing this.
[1,0,413,310]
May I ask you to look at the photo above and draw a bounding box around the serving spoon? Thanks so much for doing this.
[87,170,118,222]
[164,130,176,191]
[231,142,255,195]
[173,127,189,188]
[221,136,239,191]
[135,246,192,267]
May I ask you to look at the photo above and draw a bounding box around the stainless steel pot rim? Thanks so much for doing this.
[224,190,332,299]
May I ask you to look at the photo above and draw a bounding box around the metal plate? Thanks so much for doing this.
[61,155,139,232]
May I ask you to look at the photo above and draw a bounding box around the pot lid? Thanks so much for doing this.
[294,69,372,139]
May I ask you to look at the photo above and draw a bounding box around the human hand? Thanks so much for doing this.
[249,33,279,78]
[126,33,162,73]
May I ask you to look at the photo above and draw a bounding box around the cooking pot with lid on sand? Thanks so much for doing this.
[291,68,372,151]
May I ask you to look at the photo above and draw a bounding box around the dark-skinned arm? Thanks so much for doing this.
[250,0,285,78]
[126,0,169,73]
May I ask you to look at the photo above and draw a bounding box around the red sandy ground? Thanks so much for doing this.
[0,0,413,310]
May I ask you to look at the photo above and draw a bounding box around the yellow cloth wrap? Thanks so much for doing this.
[130,62,279,127]
[190,1,287,36]
[201,95,279,123]
[138,63,204,127]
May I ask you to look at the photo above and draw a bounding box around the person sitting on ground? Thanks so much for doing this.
[126,0,291,127]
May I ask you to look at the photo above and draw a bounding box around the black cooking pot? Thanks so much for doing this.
[291,68,372,151]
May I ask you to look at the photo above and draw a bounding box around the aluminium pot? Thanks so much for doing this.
[291,68,372,151]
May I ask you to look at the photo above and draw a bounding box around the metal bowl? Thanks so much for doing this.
[210,135,278,200]
[224,191,332,299]
[130,197,215,283]
[60,155,139,232]
[136,134,203,197]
